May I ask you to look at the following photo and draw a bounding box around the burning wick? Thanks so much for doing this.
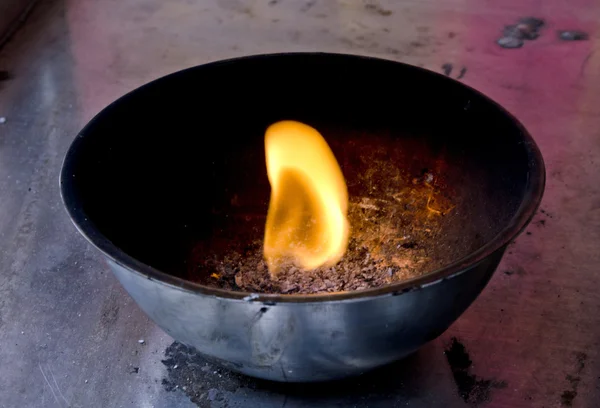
[263,121,350,277]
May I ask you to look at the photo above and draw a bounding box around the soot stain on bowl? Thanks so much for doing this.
[444,338,507,405]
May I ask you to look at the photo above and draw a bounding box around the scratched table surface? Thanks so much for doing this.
[1,0,599,407]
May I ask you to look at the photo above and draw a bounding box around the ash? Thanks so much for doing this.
[161,342,244,407]
[188,172,454,295]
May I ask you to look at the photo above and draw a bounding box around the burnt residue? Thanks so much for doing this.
[441,64,466,80]
[503,266,526,277]
[558,30,589,41]
[444,338,507,405]
[400,242,418,249]
[575,352,586,372]
[162,341,442,407]
[509,17,545,39]
[442,63,453,76]
[190,150,456,295]
[98,292,120,339]
[497,34,524,49]
[301,0,316,12]
[561,389,577,406]
[0,70,12,91]
[364,2,392,16]
[161,342,245,407]
[534,208,551,227]
[498,17,544,49]
[561,352,587,406]
[392,286,419,296]
[0,70,11,81]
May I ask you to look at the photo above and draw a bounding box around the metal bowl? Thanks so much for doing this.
[60,53,545,382]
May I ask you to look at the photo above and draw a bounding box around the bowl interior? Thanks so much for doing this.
[62,53,540,290]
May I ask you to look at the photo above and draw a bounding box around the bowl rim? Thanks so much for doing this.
[60,52,546,303]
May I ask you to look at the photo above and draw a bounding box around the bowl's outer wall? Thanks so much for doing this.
[108,249,504,382]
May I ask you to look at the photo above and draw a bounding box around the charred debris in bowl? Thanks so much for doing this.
[188,167,456,295]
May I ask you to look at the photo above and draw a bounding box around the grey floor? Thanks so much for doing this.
[1,0,599,407]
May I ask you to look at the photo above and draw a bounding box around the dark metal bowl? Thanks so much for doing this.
[60,53,545,382]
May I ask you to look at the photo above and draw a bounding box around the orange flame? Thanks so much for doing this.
[264,121,349,277]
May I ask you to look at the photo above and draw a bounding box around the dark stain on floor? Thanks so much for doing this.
[300,0,316,12]
[561,352,587,406]
[161,341,448,407]
[444,337,507,405]
[441,64,467,79]
[0,70,11,81]
[364,2,392,16]
[558,30,589,41]
[442,63,453,76]
[99,292,120,329]
[503,265,527,277]
[161,342,245,407]
[0,70,12,92]
[497,17,545,49]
